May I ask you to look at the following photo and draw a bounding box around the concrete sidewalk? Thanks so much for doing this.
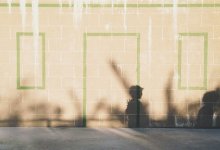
[0,128,220,150]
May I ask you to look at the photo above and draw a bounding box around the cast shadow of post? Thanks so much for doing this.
[165,72,176,127]
[68,90,84,127]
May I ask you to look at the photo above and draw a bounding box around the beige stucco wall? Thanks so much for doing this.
[0,0,220,127]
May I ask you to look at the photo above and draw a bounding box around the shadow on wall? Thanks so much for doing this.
[110,60,220,128]
[110,60,150,127]
[0,62,220,128]
[196,89,220,128]
[0,80,64,127]
[165,72,176,127]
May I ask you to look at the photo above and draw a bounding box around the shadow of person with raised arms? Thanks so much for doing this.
[125,85,149,128]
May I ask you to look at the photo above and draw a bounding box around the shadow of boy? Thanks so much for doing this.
[125,85,149,128]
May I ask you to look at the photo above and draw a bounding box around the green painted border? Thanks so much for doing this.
[178,32,208,90]
[1,3,220,8]
[16,32,46,90]
[83,32,140,127]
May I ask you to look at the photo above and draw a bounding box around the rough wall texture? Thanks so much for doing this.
[0,0,220,127]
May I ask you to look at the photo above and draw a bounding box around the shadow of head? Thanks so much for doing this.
[202,90,219,106]
[129,85,143,100]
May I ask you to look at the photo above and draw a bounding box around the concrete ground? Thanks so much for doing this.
[0,128,220,150]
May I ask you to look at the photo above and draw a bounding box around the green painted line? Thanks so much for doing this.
[178,37,182,90]
[83,33,87,127]
[11,3,20,7]
[17,32,34,36]
[137,33,140,85]
[19,87,36,89]
[16,32,46,90]
[0,3,7,7]
[136,33,140,128]
[16,32,20,89]
[1,3,220,8]
[178,32,208,90]
[137,4,164,7]
[83,32,140,127]
[204,33,208,89]
[41,33,46,89]
[39,4,61,8]
[18,86,45,90]
[179,33,208,36]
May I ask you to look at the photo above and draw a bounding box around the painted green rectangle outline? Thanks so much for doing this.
[178,32,208,90]
[16,32,46,90]
[83,32,140,127]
